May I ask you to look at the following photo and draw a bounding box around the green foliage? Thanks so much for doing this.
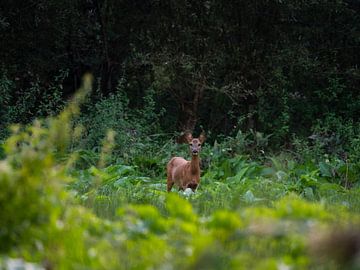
[257,67,291,142]
[0,68,67,142]
[0,74,105,268]
[1,103,360,269]
[75,80,166,176]
[76,82,130,150]
[0,70,91,251]
[0,122,67,249]
[0,68,15,139]
[2,1,360,268]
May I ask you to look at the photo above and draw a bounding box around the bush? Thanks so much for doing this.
[76,80,166,169]
[0,68,15,139]
[0,68,67,141]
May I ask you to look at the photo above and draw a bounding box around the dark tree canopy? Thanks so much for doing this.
[1,0,359,141]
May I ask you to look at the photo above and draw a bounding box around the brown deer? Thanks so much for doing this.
[166,133,206,192]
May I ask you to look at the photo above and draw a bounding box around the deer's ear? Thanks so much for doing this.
[185,133,193,143]
[199,133,206,143]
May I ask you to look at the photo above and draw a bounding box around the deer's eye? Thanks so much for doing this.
[189,143,193,146]
[198,144,201,146]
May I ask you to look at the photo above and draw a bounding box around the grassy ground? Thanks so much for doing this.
[67,146,360,270]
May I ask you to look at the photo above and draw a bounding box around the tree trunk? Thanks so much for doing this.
[247,104,256,130]
[177,102,198,132]
[93,0,113,95]
[176,77,206,133]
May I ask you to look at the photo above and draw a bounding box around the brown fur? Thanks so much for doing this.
[167,133,205,192]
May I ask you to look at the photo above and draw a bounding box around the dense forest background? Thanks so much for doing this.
[2,1,360,269]
[1,0,360,150]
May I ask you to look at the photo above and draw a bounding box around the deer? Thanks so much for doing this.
[166,133,206,192]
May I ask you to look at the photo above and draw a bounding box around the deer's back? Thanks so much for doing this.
[167,157,190,181]
[168,157,188,168]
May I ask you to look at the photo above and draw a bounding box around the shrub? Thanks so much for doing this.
[0,68,15,139]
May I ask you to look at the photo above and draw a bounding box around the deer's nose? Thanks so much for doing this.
[192,149,198,154]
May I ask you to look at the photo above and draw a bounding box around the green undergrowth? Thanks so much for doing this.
[1,80,360,269]
[71,150,360,218]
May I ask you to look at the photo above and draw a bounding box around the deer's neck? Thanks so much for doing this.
[190,155,200,174]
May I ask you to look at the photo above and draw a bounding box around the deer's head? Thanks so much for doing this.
[185,133,206,156]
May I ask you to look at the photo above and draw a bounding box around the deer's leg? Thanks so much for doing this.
[167,180,174,192]
[166,163,174,192]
